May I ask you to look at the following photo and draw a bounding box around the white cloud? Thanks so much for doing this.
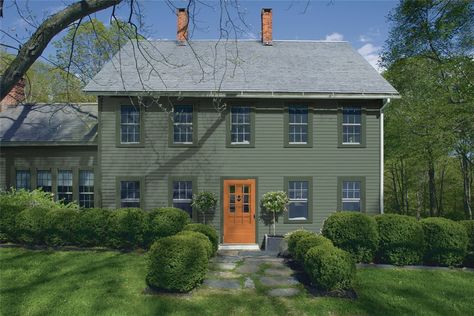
[324,32,344,41]
[359,35,371,43]
[357,43,383,72]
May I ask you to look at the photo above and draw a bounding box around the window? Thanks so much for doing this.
[287,180,309,220]
[173,105,193,144]
[342,107,361,144]
[57,170,73,203]
[172,180,193,217]
[230,106,251,144]
[342,181,361,211]
[15,170,30,190]
[120,105,140,144]
[288,106,308,144]
[37,170,52,192]
[79,170,94,208]
[120,180,140,208]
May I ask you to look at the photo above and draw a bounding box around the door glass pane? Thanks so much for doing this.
[230,185,235,193]
[230,204,235,212]
[243,204,249,213]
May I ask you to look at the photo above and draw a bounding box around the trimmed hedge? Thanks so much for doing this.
[304,244,355,292]
[44,208,80,247]
[146,234,208,292]
[421,217,468,266]
[76,208,111,247]
[176,230,213,258]
[375,214,425,265]
[148,207,190,241]
[294,234,333,263]
[108,208,148,249]
[286,230,316,256]
[15,206,49,245]
[183,223,219,256]
[461,220,474,267]
[322,212,379,263]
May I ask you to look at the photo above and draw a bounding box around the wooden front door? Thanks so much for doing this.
[223,179,256,243]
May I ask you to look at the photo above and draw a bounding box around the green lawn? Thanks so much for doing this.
[1,248,473,316]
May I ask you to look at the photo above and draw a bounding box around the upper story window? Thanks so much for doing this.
[342,107,362,144]
[342,180,361,211]
[231,106,251,144]
[57,170,73,203]
[79,170,94,208]
[173,105,193,144]
[288,180,309,220]
[289,106,308,144]
[172,180,193,217]
[120,105,140,144]
[120,180,140,208]
[15,170,30,190]
[37,170,52,192]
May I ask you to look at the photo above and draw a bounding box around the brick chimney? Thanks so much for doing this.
[0,78,25,110]
[261,8,272,46]
[177,8,188,44]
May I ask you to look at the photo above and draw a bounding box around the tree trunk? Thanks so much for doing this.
[460,154,473,220]
[428,159,438,217]
[438,161,447,216]
[390,165,401,213]
[0,0,122,100]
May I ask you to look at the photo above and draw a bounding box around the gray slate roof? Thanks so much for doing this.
[0,103,97,145]
[84,40,399,97]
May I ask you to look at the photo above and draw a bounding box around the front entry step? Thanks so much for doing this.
[218,244,260,251]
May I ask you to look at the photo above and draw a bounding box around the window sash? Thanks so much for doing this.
[120,181,140,207]
[79,170,94,208]
[15,170,31,190]
[173,105,193,144]
[287,180,309,220]
[342,107,361,144]
[57,170,73,203]
[37,170,52,192]
[230,107,251,144]
[342,180,361,211]
[120,105,140,144]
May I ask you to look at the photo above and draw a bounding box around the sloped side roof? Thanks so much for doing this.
[0,103,98,145]
[84,40,399,97]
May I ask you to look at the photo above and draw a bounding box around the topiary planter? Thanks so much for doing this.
[264,234,284,252]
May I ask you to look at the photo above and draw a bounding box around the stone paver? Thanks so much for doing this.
[265,268,294,277]
[268,288,300,297]
[212,262,237,271]
[259,276,299,287]
[204,279,241,289]
[213,256,242,263]
[244,277,255,289]
[208,271,241,279]
[236,262,261,274]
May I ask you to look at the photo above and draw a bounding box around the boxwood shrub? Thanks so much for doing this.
[15,206,50,245]
[76,208,111,247]
[303,244,355,292]
[146,234,208,292]
[294,234,333,263]
[108,208,148,249]
[375,214,425,265]
[44,208,80,247]
[183,223,218,256]
[460,220,474,267]
[148,207,190,242]
[322,212,379,263]
[285,230,316,257]
[176,230,213,258]
[421,217,468,266]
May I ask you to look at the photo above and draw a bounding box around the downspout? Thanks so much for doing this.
[380,98,391,214]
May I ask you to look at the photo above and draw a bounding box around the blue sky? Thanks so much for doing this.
[1,0,398,71]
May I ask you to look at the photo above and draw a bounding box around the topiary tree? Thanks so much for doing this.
[147,207,190,243]
[294,234,333,263]
[285,230,316,256]
[183,223,219,255]
[191,192,217,224]
[260,191,289,236]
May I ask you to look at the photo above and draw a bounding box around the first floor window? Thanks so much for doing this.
[288,180,308,220]
[15,170,31,190]
[342,180,361,211]
[230,106,251,144]
[79,170,94,208]
[342,107,361,144]
[173,105,193,144]
[120,180,140,208]
[57,170,73,203]
[172,180,193,217]
[37,170,52,192]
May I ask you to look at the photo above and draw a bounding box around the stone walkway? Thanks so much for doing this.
[203,250,302,297]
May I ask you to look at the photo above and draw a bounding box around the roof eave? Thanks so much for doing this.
[83,90,401,99]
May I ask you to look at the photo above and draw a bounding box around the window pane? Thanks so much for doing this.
[288,180,309,220]
[16,170,31,190]
[173,202,192,217]
[343,201,361,211]
[57,170,73,203]
[37,170,52,192]
[173,105,193,144]
[120,105,140,144]
[342,107,361,144]
[79,170,94,208]
[230,106,251,144]
[172,180,192,217]
[288,201,308,219]
[289,106,308,144]
[342,180,361,212]
[120,180,140,208]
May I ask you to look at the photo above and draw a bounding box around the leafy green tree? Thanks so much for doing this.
[191,192,218,224]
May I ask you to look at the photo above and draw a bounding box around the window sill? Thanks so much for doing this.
[116,143,145,148]
[338,143,366,148]
[169,142,198,148]
[284,218,312,224]
[226,143,255,148]
[284,143,312,148]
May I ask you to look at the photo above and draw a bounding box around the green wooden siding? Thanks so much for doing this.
[99,96,382,244]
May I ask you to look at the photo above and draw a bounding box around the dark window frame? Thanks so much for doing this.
[226,105,255,148]
[283,176,313,224]
[337,176,366,212]
[116,104,144,147]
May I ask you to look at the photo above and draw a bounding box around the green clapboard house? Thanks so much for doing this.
[0,8,399,246]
